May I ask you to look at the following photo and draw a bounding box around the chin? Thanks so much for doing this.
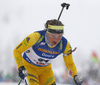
[52,43,58,46]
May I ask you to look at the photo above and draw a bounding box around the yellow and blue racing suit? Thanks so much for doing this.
[13,30,77,85]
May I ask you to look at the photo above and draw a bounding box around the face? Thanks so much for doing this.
[47,33,63,46]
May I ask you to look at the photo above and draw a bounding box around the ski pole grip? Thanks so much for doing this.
[61,3,70,9]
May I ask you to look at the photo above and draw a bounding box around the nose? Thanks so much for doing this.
[53,38,60,42]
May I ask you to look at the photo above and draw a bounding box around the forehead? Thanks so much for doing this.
[47,33,63,36]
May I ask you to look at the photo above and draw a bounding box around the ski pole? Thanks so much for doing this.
[18,79,22,85]
[25,79,28,85]
[58,3,70,20]
[18,79,28,85]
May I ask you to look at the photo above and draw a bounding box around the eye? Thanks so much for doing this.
[52,35,55,38]
[58,35,62,38]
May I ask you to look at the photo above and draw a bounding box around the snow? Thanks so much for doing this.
[0,83,20,85]
[0,83,25,85]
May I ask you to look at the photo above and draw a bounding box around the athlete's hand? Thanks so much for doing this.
[18,66,28,79]
[73,75,83,85]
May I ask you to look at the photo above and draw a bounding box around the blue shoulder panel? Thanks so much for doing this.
[34,30,45,46]
[59,36,67,54]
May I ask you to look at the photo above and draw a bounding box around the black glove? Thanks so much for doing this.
[73,75,83,85]
[18,66,28,79]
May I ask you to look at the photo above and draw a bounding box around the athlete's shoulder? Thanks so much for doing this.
[59,36,68,53]
[34,30,45,36]
[62,36,67,44]
[28,31,41,38]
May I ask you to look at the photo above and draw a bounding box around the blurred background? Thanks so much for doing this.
[0,0,100,85]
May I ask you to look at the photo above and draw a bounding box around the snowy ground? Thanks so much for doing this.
[0,82,70,85]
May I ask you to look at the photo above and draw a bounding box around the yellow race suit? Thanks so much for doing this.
[13,30,77,85]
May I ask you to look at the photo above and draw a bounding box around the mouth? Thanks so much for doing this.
[53,41,57,45]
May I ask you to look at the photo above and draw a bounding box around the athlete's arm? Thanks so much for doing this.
[63,41,77,77]
[13,32,41,68]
